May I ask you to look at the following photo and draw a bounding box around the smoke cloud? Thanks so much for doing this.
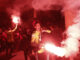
[32,0,80,11]
[64,0,80,10]
[62,11,80,57]
[1,0,80,14]
[1,0,80,12]
[32,0,62,10]
[6,0,32,16]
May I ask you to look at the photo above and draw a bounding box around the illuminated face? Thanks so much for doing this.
[35,23,41,31]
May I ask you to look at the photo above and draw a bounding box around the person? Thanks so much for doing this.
[6,24,18,56]
[24,28,32,60]
[31,22,51,45]
[30,21,51,60]
[0,28,7,52]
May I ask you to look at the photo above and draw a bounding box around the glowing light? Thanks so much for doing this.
[44,11,80,58]
[12,15,20,24]
[38,48,44,53]
[44,43,66,57]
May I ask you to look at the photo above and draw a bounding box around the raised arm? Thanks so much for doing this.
[8,24,18,32]
[42,30,51,33]
[12,24,18,32]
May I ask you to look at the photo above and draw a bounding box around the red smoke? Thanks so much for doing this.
[44,11,80,58]
[61,11,80,57]
[32,0,62,10]
[32,0,80,11]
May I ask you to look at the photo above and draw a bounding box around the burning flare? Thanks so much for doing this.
[43,11,80,58]
[44,43,66,57]
[12,15,20,24]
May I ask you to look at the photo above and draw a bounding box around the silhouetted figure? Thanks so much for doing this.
[23,28,32,60]
[6,24,18,57]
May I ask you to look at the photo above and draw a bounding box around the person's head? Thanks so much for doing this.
[32,20,41,31]
[34,22,41,31]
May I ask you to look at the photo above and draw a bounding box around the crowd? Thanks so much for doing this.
[0,21,63,60]
[0,26,31,53]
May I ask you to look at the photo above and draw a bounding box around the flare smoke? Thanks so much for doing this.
[62,11,80,57]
